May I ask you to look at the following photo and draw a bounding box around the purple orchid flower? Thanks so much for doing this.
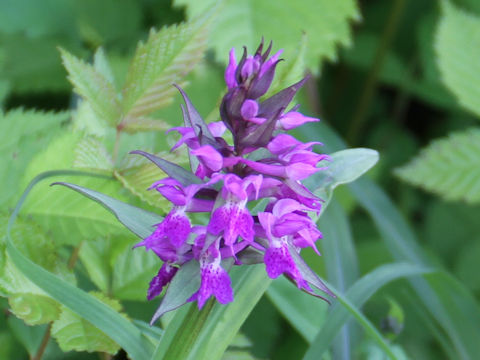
[132,39,333,314]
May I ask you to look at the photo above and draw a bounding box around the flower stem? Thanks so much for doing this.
[32,323,52,360]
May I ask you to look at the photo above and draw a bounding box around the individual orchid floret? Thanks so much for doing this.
[258,211,311,291]
[147,263,178,300]
[208,174,262,247]
[189,240,234,308]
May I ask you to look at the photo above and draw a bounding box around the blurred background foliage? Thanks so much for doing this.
[1,0,480,359]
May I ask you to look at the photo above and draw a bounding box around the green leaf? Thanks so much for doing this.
[153,264,271,360]
[267,276,328,343]
[303,148,379,205]
[60,48,121,126]
[122,116,170,134]
[436,1,480,117]
[114,151,184,211]
[130,150,203,186]
[303,263,430,360]
[7,171,154,360]
[151,259,201,324]
[53,182,162,239]
[112,240,159,301]
[73,136,114,174]
[0,108,67,206]
[395,127,480,203]
[121,12,212,118]
[78,239,111,293]
[175,0,359,72]
[318,200,358,358]
[9,293,60,325]
[0,216,68,325]
[299,121,480,359]
[51,291,122,354]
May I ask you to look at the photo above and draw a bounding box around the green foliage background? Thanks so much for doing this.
[1,0,480,359]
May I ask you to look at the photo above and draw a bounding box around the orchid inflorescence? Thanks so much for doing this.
[133,40,334,311]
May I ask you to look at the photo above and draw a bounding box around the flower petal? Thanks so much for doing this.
[147,263,178,300]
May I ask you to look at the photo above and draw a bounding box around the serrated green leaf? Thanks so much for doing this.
[54,182,162,239]
[115,151,186,210]
[73,136,113,174]
[0,216,69,324]
[7,171,154,360]
[51,291,122,354]
[122,12,211,118]
[436,1,480,117]
[395,127,480,203]
[20,132,129,244]
[122,116,170,134]
[112,240,159,301]
[9,293,60,325]
[175,0,359,73]
[78,239,111,293]
[61,48,121,126]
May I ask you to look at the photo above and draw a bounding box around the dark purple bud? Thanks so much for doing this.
[247,59,281,99]
[235,46,248,84]
[261,40,273,62]
[258,76,308,117]
[174,84,219,149]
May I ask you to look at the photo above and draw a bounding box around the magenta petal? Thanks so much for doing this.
[191,145,223,171]
[285,163,321,180]
[278,111,319,130]
[147,263,178,300]
[155,185,186,206]
[162,211,191,248]
[225,48,238,89]
[208,121,227,137]
[272,198,304,218]
[193,262,233,308]
[264,243,310,290]
[267,134,302,154]
[259,49,283,78]
[240,99,259,120]
[208,205,254,245]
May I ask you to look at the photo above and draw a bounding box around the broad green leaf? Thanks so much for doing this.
[318,200,358,359]
[436,1,480,117]
[303,263,430,360]
[78,239,111,293]
[175,0,359,73]
[153,264,271,360]
[9,293,60,325]
[73,136,114,174]
[0,216,69,325]
[303,148,379,205]
[267,276,328,343]
[7,171,154,360]
[53,182,162,239]
[299,121,480,359]
[122,116,170,134]
[130,150,203,186]
[121,12,212,118]
[395,128,480,203]
[112,240,159,301]
[61,48,121,126]
[151,259,201,324]
[114,151,185,210]
[20,132,129,243]
[0,109,68,207]
[72,100,108,137]
[51,292,122,354]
